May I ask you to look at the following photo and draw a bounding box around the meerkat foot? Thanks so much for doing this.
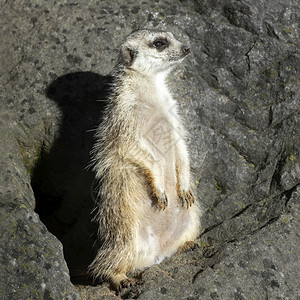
[121,277,137,288]
[112,277,137,293]
[177,241,199,254]
[178,189,195,208]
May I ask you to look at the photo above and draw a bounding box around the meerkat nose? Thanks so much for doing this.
[182,46,190,55]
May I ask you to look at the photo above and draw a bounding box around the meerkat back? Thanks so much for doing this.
[89,29,201,291]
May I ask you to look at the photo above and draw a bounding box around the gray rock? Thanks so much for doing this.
[0,0,299,299]
[0,128,79,300]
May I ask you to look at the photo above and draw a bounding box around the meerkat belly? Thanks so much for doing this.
[135,193,194,268]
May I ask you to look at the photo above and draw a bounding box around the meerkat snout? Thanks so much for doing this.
[182,45,190,55]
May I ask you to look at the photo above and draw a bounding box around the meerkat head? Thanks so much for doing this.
[120,30,190,75]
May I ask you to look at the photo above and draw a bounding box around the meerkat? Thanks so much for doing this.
[89,29,200,290]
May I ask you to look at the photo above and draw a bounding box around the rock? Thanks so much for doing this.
[0,125,79,300]
[0,0,299,299]
[192,188,300,300]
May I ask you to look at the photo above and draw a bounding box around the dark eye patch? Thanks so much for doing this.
[150,38,169,51]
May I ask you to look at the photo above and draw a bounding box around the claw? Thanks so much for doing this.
[178,189,195,209]
[156,190,168,210]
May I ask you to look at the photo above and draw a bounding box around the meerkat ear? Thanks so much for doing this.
[121,45,137,66]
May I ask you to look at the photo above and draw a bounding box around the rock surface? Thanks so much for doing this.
[0,0,299,299]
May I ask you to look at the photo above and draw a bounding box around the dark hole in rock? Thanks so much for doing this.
[31,72,112,283]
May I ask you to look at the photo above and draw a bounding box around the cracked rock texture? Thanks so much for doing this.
[0,0,299,299]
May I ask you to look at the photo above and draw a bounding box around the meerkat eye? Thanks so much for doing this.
[152,38,169,50]
[153,40,164,47]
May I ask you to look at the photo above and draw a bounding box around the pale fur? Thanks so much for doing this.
[89,30,201,288]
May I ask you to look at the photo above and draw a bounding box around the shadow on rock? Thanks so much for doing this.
[31,71,112,278]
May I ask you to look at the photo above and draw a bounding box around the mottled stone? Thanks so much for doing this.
[0,0,299,299]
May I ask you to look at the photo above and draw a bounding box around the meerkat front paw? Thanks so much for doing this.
[144,169,168,209]
[155,189,168,210]
[178,189,195,209]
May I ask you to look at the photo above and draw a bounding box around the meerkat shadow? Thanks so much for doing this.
[31,71,112,283]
